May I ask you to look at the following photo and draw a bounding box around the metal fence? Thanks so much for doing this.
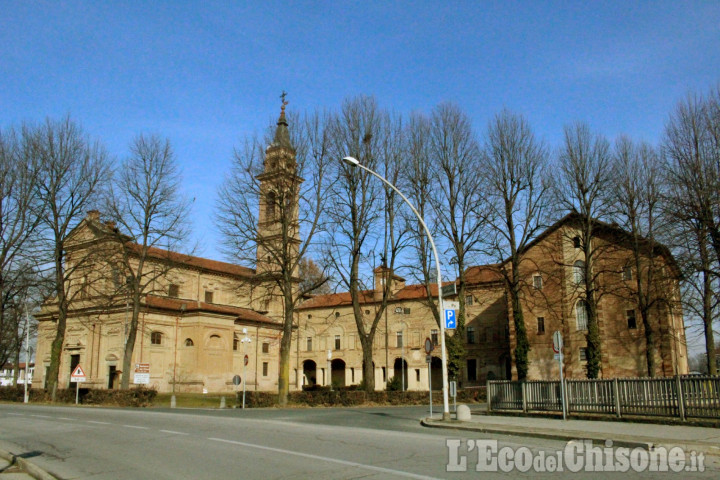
[487,375,720,421]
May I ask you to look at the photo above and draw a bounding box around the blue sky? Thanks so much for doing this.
[2,1,720,265]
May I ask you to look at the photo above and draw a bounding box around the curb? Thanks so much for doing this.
[0,449,56,480]
[420,418,720,458]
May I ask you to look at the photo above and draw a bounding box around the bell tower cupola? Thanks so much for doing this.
[256,95,303,276]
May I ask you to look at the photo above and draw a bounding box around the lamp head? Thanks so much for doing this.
[341,156,360,167]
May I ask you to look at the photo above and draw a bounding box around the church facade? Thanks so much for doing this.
[32,108,689,394]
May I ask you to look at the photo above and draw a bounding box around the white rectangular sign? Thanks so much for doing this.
[133,373,150,384]
[444,301,459,311]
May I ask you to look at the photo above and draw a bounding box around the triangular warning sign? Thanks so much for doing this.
[71,365,86,377]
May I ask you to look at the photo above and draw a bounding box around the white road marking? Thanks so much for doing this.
[57,417,73,420]
[122,425,149,430]
[207,437,444,480]
[7,413,24,416]
[160,430,189,435]
[87,420,111,425]
[30,414,52,418]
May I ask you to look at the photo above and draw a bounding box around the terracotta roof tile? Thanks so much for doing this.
[127,243,256,278]
[465,264,504,284]
[144,295,279,326]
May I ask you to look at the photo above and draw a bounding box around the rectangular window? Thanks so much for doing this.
[262,362,268,376]
[622,266,633,281]
[334,335,341,350]
[262,342,269,353]
[465,295,473,306]
[306,336,312,351]
[467,326,476,344]
[626,309,637,329]
[382,367,386,382]
[233,336,239,351]
[533,275,543,290]
[467,359,477,382]
[396,331,403,348]
[351,368,355,383]
[204,290,214,303]
[579,347,588,362]
[431,329,439,346]
[537,317,545,335]
[403,307,411,315]
[168,284,179,298]
[415,369,420,382]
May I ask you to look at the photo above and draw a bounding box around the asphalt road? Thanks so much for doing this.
[0,404,717,479]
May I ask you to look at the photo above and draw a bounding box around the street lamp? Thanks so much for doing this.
[241,328,252,409]
[341,156,451,421]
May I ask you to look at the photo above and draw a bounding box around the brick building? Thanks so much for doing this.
[32,109,688,394]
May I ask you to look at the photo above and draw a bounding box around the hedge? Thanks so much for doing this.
[0,386,157,407]
[239,387,485,408]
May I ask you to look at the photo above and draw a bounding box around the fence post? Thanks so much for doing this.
[486,379,491,413]
[613,378,621,418]
[522,382,528,413]
[675,375,686,421]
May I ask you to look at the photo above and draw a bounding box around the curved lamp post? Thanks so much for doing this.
[341,156,451,421]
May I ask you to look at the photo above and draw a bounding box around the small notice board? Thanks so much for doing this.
[134,363,150,384]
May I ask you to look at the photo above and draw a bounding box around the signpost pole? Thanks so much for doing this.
[428,360,432,419]
[75,381,79,405]
[553,331,567,421]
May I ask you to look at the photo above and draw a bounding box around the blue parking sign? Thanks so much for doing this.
[444,309,456,329]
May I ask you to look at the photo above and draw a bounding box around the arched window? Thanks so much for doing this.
[573,260,585,285]
[184,338,194,347]
[575,300,588,331]
[151,331,163,345]
[266,191,276,219]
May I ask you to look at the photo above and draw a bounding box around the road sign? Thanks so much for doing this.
[441,283,457,297]
[71,365,86,382]
[244,355,249,366]
[232,375,241,386]
[449,381,456,397]
[444,309,456,329]
[552,331,564,354]
[426,355,432,363]
[134,363,150,384]
[424,337,434,354]
[553,353,563,360]
[444,301,459,311]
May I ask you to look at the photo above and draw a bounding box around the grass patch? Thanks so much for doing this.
[153,392,233,408]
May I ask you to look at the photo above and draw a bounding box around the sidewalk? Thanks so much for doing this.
[422,411,720,458]
[0,451,55,480]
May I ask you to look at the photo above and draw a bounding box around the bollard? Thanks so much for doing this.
[456,404,471,421]
[171,395,176,408]
[220,396,226,409]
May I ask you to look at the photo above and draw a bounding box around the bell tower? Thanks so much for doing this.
[256,98,302,277]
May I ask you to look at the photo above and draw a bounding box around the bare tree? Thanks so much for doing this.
[428,103,484,379]
[216,105,332,405]
[611,137,675,376]
[325,95,407,392]
[480,109,550,380]
[34,116,111,399]
[402,113,443,326]
[663,92,720,375]
[555,121,613,378]
[0,124,44,368]
[105,134,191,389]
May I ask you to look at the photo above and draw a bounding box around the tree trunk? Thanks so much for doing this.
[361,336,375,391]
[277,286,294,406]
[120,296,142,389]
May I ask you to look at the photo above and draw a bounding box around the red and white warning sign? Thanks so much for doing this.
[71,365,87,382]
